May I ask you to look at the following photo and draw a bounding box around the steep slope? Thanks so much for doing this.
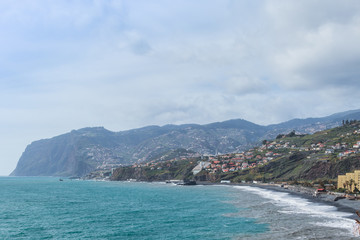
[11,127,119,176]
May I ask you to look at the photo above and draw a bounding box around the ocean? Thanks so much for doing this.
[0,177,357,239]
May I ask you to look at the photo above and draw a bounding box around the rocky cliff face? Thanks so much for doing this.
[10,109,360,177]
[10,128,113,176]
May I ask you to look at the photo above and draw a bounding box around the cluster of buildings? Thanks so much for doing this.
[201,152,275,173]
[84,145,124,169]
[336,128,360,192]
[129,148,281,174]
[194,130,360,175]
[133,132,360,176]
[322,138,360,159]
[133,158,181,170]
[260,141,297,150]
[111,125,360,182]
[337,170,360,192]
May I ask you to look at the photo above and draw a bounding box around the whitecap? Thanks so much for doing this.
[234,185,354,235]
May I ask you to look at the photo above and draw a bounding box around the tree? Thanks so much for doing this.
[276,134,284,139]
[350,179,355,192]
[245,176,253,182]
[345,180,350,192]
[287,130,296,137]
[262,140,268,145]
[354,183,359,193]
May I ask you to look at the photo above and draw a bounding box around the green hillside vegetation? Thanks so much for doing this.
[111,158,199,181]
[205,121,360,184]
[111,121,360,185]
[148,148,196,163]
[275,122,359,149]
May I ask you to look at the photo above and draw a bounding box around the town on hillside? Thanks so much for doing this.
[88,121,360,194]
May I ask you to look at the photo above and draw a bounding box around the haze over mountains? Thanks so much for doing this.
[10,109,360,177]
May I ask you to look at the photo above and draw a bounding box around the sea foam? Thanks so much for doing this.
[234,185,354,234]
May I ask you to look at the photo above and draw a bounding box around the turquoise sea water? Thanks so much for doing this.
[1,177,358,239]
[0,177,267,239]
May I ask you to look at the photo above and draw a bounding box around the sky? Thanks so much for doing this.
[1,0,360,175]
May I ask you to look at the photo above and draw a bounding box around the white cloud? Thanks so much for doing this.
[265,0,360,31]
[1,0,360,175]
[225,76,267,95]
[264,0,360,90]
[273,18,360,89]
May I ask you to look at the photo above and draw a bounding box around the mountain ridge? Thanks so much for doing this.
[109,120,360,183]
[10,109,360,177]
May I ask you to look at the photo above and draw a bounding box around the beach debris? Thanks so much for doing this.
[333,195,346,201]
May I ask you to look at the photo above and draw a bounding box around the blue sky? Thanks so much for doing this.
[1,0,360,175]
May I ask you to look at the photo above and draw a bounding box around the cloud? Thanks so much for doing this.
[225,76,267,95]
[264,0,360,90]
[265,0,360,31]
[131,39,152,55]
[1,0,360,175]
[273,18,360,90]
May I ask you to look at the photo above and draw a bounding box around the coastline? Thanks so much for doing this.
[195,181,359,219]
[115,179,360,219]
[224,183,360,239]
[222,182,360,219]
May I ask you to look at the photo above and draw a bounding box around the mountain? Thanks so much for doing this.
[10,109,360,177]
[268,109,360,133]
[111,120,360,183]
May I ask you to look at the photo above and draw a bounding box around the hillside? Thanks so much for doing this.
[111,158,198,182]
[199,121,360,183]
[110,121,360,183]
[11,109,360,177]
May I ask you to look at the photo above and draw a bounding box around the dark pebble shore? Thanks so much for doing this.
[198,181,360,219]
[235,183,360,219]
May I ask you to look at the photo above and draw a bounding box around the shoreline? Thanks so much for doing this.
[214,182,360,219]
[104,178,360,219]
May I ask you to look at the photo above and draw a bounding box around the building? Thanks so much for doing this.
[338,170,360,192]
[325,149,334,154]
[192,161,211,175]
[337,175,346,189]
